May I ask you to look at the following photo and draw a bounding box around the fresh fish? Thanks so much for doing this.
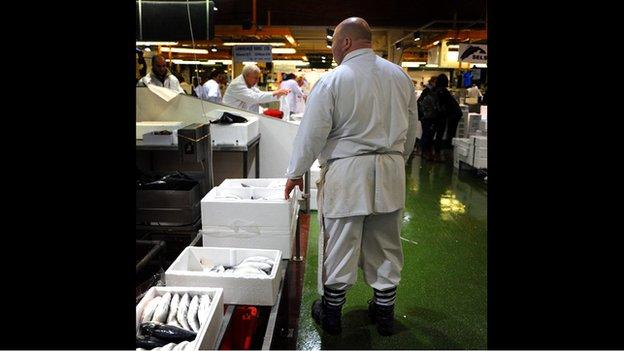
[199,258,214,270]
[152,292,172,323]
[176,293,191,331]
[241,256,274,264]
[197,295,211,326]
[232,265,267,276]
[187,295,200,332]
[167,319,181,328]
[209,265,225,274]
[237,261,273,274]
[140,322,197,342]
[183,340,195,351]
[160,342,177,351]
[136,335,167,349]
[172,341,189,351]
[141,296,162,323]
[167,294,180,323]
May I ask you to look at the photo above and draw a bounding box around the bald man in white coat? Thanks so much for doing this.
[284,17,418,336]
[222,64,290,113]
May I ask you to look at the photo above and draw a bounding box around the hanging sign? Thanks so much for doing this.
[232,45,272,62]
[458,44,487,63]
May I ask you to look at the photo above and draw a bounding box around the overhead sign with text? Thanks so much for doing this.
[458,44,487,63]
[232,45,272,62]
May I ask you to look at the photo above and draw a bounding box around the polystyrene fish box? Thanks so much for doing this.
[479,120,488,131]
[310,160,321,189]
[210,116,259,146]
[472,136,488,148]
[310,188,318,210]
[452,138,472,149]
[201,187,297,229]
[480,105,488,119]
[201,225,294,258]
[136,121,186,140]
[136,286,223,351]
[165,246,283,306]
[219,178,286,189]
[472,157,488,169]
[455,145,470,157]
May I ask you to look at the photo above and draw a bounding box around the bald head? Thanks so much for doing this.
[331,17,372,64]
[151,54,168,79]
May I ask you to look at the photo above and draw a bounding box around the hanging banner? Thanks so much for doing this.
[232,45,273,62]
[458,44,487,63]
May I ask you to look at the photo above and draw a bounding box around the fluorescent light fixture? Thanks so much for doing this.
[326,35,333,40]
[302,56,308,61]
[213,6,218,10]
[331,62,337,67]
[321,56,326,60]
[413,31,421,41]
[211,48,217,52]
[433,40,440,46]
[322,60,326,63]
[136,41,178,46]
[326,40,332,48]
[395,42,401,50]
[401,61,427,68]
[448,44,460,49]
[285,35,296,45]
[168,60,209,65]
[414,37,421,41]
[425,63,439,67]
[273,60,309,65]
[161,47,209,54]
[243,61,257,65]
[272,48,297,54]
[326,28,334,40]
[223,42,286,46]
[326,44,332,48]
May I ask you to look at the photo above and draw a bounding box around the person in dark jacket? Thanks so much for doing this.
[417,76,437,161]
[435,74,463,150]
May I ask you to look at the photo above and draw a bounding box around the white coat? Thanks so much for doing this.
[202,79,222,103]
[279,79,303,115]
[136,72,185,94]
[222,74,277,113]
[286,48,418,218]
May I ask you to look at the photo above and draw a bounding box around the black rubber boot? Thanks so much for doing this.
[311,297,342,335]
[368,300,395,336]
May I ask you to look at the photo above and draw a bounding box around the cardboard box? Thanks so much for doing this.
[136,286,224,351]
[165,247,283,306]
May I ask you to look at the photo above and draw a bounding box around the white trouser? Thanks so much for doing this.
[321,210,404,291]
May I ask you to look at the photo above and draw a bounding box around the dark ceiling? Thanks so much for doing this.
[214,0,486,27]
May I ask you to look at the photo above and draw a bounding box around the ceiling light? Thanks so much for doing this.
[448,44,460,49]
[326,40,332,48]
[213,6,218,10]
[321,56,326,60]
[243,61,257,65]
[210,47,217,52]
[161,47,209,54]
[331,62,337,67]
[395,42,402,50]
[285,35,296,45]
[302,56,308,61]
[272,48,297,54]
[322,60,326,63]
[425,63,439,67]
[208,60,232,65]
[433,40,440,46]
[223,42,286,46]
[273,60,309,65]
[326,28,334,40]
[136,41,178,46]
[413,31,421,41]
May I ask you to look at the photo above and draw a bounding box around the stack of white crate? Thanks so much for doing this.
[452,136,487,169]
[467,113,482,137]
[200,178,299,257]
[456,105,470,138]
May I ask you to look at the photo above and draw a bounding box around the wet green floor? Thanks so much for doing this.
[297,157,487,349]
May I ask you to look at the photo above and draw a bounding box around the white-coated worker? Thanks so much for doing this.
[136,55,185,94]
[284,17,418,336]
[279,73,305,115]
[467,83,483,99]
[200,69,227,103]
[222,64,290,113]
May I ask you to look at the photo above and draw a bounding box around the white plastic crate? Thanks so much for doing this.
[136,286,224,351]
[472,136,488,147]
[165,247,282,306]
[210,116,259,146]
[136,121,185,140]
[218,178,286,189]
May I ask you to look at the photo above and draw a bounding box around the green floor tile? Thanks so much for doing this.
[297,157,487,349]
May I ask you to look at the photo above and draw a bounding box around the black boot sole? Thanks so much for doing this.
[311,299,342,335]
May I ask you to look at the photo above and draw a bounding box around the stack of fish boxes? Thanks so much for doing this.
[467,113,482,137]
[452,136,488,169]
[456,105,470,138]
[165,246,283,306]
[200,178,299,257]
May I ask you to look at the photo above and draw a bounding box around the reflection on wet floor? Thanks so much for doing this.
[297,156,487,349]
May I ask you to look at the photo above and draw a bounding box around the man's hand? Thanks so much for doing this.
[272,88,290,97]
[285,178,304,200]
